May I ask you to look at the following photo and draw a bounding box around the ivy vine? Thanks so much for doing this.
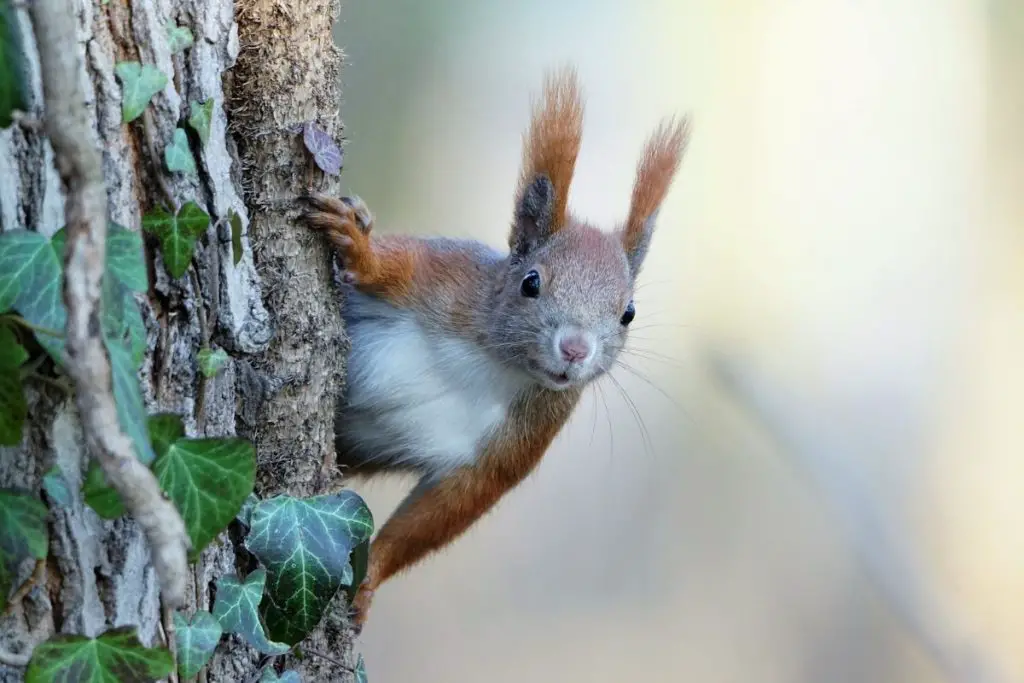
[1,14,367,683]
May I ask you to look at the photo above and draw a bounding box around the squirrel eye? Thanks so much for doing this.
[520,270,541,298]
[620,301,636,326]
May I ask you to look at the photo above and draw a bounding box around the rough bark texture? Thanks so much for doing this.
[0,0,354,678]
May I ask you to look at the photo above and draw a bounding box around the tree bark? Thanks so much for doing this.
[0,0,354,678]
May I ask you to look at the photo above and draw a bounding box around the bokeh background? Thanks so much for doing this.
[333,1,1023,681]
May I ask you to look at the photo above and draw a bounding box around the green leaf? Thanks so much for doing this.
[189,99,214,146]
[212,570,290,655]
[167,21,194,54]
[147,413,185,461]
[25,626,174,683]
[0,0,28,129]
[0,325,28,445]
[82,460,126,520]
[41,467,72,508]
[115,61,168,123]
[197,346,228,378]
[142,202,210,279]
[0,489,48,611]
[59,221,146,370]
[261,669,301,683]
[164,127,197,175]
[0,231,66,362]
[228,210,243,266]
[236,492,259,526]
[98,280,147,369]
[122,290,147,365]
[342,538,369,605]
[355,654,367,683]
[105,223,148,292]
[107,336,155,464]
[152,436,256,555]
[245,492,374,645]
[173,610,222,679]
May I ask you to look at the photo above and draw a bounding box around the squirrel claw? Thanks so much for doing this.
[301,193,376,277]
[348,583,375,635]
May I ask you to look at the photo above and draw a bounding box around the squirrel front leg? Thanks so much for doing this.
[348,466,512,630]
[349,390,578,630]
[303,194,418,302]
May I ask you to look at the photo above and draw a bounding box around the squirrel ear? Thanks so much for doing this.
[621,116,690,275]
[511,174,555,255]
[509,66,584,256]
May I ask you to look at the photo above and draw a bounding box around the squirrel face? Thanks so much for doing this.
[489,202,635,391]
[485,67,689,392]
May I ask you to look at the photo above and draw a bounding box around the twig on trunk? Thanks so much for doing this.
[30,0,191,608]
[163,602,180,683]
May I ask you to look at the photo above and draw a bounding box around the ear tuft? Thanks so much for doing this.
[509,66,584,254]
[621,116,691,275]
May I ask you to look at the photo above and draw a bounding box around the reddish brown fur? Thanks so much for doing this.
[304,70,688,631]
[622,116,691,255]
[515,66,584,235]
[305,195,484,330]
[351,386,580,624]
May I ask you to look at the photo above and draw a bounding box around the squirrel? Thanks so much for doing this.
[302,66,690,631]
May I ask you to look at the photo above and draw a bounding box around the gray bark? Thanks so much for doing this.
[0,0,354,678]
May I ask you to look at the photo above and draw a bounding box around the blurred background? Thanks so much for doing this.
[334,1,1023,681]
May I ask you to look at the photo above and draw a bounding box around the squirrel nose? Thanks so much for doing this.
[559,335,592,364]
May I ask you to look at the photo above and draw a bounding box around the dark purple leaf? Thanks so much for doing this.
[302,122,342,176]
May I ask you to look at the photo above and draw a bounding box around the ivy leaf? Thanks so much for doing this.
[228,210,243,266]
[82,460,126,519]
[122,290,147,365]
[107,336,155,464]
[197,346,229,378]
[165,128,197,175]
[147,413,185,461]
[41,466,72,508]
[355,654,367,683]
[152,436,256,555]
[106,223,148,292]
[0,0,28,129]
[142,202,210,278]
[245,492,374,644]
[235,492,259,527]
[25,626,173,683]
[58,223,148,367]
[167,21,194,54]
[212,570,290,655]
[301,122,342,176]
[98,280,147,369]
[0,489,48,612]
[189,99,214,146]
[115,61,168,123]
[261,669,301,683]
[0,325,28,445]
[342,538,369,605]
[173,610,222,679]
[0,231,66,362]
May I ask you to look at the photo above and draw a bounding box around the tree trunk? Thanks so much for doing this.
[0,0,355,678]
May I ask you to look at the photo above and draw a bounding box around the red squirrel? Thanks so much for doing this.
[302,66,690,630]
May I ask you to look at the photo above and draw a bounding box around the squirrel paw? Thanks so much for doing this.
[302,193,375,282]
[348,582,375,635]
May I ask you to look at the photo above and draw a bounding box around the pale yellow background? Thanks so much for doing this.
[335,1,1024,681]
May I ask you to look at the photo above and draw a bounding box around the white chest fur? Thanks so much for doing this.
[340,293,529,476]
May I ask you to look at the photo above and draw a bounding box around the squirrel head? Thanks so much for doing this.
[488,67,690,391]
